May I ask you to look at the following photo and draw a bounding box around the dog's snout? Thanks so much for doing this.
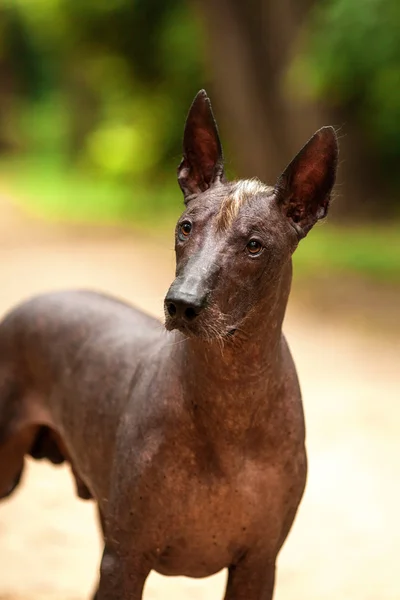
[165,291,206,323]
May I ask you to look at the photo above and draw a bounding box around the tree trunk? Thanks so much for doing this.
[196,0,325,181]
[195,0,382,219]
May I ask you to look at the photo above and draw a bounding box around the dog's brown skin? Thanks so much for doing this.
[0,90,338,599]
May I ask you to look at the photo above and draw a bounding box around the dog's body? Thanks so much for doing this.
[0,91,338,599]
[0,286,304,581]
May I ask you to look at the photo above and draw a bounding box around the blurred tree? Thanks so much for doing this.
[196,0,326,186]
[198,0,400,218]
[0,0,206,185]
[0,4,39,152]
[0,0,399,219]
[294,0,400,217]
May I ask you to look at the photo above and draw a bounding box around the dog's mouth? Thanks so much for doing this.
[164,311,237,341]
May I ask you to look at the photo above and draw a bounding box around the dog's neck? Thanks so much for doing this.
[170,260,293,441]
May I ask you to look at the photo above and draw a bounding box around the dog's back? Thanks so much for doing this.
[0,290,163,501]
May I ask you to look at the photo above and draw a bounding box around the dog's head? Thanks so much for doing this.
[164,90,338,340]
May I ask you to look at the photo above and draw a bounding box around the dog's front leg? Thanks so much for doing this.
[96,542,150,600]
[224,553,276,600]
[91,508,107,600]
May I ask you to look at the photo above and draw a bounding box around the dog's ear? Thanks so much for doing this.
[178,90,225,203]
[275,127,338,238]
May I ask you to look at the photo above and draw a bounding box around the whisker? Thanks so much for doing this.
[163,334,190,347]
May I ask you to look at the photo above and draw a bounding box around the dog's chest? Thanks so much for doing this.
[149,453,285,577]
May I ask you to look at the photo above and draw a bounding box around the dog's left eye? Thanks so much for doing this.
[179,221,192,239]
[246,239,263,256]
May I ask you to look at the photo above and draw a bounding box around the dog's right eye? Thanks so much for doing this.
[246,239,263,256]
[178,221,192,240]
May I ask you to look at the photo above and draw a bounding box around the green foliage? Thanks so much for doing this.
[0,155,181,227]
[0,0,205,187]
[293,0,400,171]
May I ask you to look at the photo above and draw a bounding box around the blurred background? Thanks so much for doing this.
[0,0,399,599]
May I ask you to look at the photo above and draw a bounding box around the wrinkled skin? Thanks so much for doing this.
[0,90,338,600]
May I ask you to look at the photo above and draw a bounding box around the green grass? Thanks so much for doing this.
[0,154,399,284]
[0,154,181,230]
[294,223,400,283]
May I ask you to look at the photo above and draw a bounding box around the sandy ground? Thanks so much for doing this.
[0,196,399,600]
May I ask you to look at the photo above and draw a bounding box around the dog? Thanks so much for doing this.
[0,89,338,599]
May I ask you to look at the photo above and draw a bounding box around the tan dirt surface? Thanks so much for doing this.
[0,195,399,599]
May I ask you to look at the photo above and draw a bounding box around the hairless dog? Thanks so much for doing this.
[0,90,338,599]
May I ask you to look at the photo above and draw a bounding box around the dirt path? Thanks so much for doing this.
[0,197,399,600]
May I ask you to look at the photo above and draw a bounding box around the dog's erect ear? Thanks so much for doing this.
[275,127,338,238]
[177,90,225,203]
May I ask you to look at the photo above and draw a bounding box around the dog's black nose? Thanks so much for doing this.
[165,291,205,322]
